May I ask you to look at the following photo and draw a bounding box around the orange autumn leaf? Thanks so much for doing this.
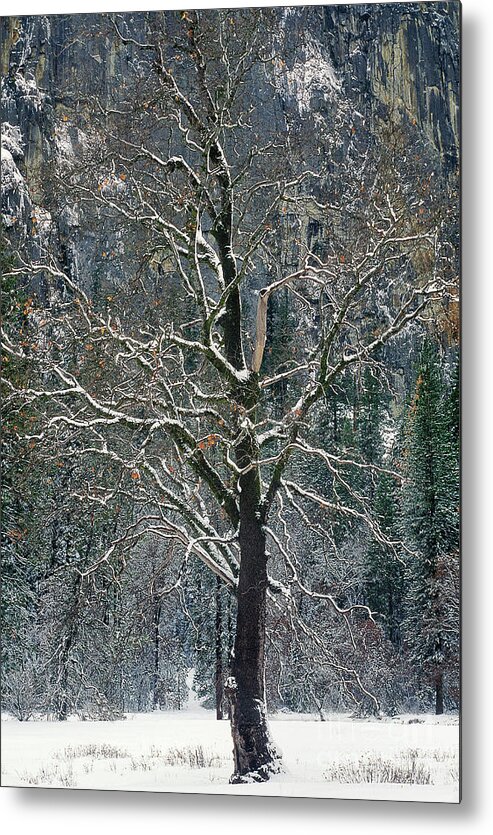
[130,469,140,480]
[7,529,23,541]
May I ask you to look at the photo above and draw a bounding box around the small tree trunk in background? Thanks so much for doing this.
[54,570,83,721]
[313,693,326,722]
[55,663,70,721]
[54,629,74,721]
[152,596,161,709]
[435,672,444,715]
[225,591,234,720]
[215,576,225,720]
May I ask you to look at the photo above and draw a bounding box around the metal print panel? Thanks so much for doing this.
[1,2,460,801]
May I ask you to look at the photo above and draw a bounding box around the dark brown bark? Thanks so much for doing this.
[215,576,226,720]
[152,595,162,709]
[54,571,83,721]
[54,635,72,721]
[227,425,283,782]
[211,128,280,775]
[435,672,444,715]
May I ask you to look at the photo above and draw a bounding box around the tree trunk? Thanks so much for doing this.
[54,571,83,720]
[55,633,72,721]
[215,576,226,720]
[435,672,444,715]
[227,465,282,782]
[221,263,281,778]
[152,597,161,710]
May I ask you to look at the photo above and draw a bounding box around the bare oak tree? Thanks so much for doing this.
[2,9,455,781]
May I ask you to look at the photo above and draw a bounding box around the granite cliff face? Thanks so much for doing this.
[1,4,459,374]
[1,4,459,203]
[323,3,459,169]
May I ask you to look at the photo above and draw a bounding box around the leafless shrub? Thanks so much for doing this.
[162,744,224,769]
[2,664,44,721]
[128,756,154,772]
[324,750,432,784]
[19,763,75,788]
[56,743,130,760]
[76,696,125,722]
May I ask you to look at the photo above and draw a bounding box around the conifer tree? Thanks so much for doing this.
[401,342,459,713]
[365,473,404,646]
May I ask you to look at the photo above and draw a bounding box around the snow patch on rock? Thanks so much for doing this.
[1,122,24,158]
[13,71,46,112]
[1,138,29,226]
[280,36,341,114]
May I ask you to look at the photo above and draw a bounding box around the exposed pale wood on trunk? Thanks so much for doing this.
[251,273,301,373]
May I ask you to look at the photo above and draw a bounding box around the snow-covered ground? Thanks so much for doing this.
[1,706,459,802]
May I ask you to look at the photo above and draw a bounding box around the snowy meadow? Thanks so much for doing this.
[1,707,459,802]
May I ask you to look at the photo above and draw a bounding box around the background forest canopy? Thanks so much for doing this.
[1,4,459,781]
